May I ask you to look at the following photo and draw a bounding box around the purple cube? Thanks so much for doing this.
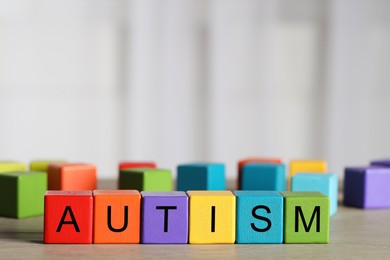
[141,191,188,244]
[371,159,390,167]
[344,166,390,209]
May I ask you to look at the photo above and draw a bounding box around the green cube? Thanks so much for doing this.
[281,192,329,243]
[0,162,26,173]
[0,171,47,218]
[119,168,172,191]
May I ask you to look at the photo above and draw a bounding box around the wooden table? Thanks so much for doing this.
[1,181,390,259]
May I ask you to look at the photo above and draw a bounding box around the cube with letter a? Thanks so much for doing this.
[187,191,235,244]
[93,190,141,244]
[281,192,329,244]
[44,190,93,244]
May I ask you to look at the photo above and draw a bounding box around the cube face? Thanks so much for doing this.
[292,173,338,216]
[0,172,47,218]
[241,163,286,191]
[234,191,283,244]
[30,160,66,173]
[370,159,390,167]
[119,169,172,191]
[344,167,390,209]
[44,191,93,244]
[177,163,225,191]
[93,190,141,244]
[141,192,188,244]
[119,162,156,170]
[48,164,97,190]
[237,158,283,189]
[282,192,329,244]
[0,162,26,173]
[187,191,235,244]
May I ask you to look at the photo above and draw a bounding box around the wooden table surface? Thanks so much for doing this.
[1,180,390,259]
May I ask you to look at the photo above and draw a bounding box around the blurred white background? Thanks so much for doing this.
[0,0,389,179]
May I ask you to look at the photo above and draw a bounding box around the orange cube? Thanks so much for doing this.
[93,190,141,244]
[48,163,97,190]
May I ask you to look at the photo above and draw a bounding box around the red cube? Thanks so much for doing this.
[119,161,157,170]
[44,190,93,244]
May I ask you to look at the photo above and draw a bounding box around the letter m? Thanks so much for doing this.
[295,206,320,232]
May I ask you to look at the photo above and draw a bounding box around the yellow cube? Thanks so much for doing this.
[289,160,327,189]
[0,162,26,173]
[30,160,66,173]
[187,191,236,244]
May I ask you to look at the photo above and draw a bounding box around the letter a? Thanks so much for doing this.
[56,206,80,232]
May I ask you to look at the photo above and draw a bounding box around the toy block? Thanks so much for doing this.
[119,161,156,170]
[0,171,47,218]
[241,163,286,191]
[47,163,97,190]
[177,163,225,191]
[44,190,93,244]
[292,173,338,216]
[371,159,390,167]
[93,190,141,244]
[30,160,66,173]
[141,191,188,244]
[0,162,26,173]
[289,160,327,189]
[238,157,283,189]
[281,192,329,244]
[187,190,235,244]
[234,191,283,244]
[119,168,172,191]
[344,166,390,209]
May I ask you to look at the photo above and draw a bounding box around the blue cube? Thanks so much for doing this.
[241,163,286,191]
[177,163,225,191]
[234,191,284,244]
[291,173,338,216]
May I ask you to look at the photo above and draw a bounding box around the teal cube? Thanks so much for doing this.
[234,191,283,244]
[241,163,286,191]
[177,163,225,191]
[0,171,47,218]
[119,168,172,191]
[291,173,338,216]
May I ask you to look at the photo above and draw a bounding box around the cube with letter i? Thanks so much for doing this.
[187,191,235,244]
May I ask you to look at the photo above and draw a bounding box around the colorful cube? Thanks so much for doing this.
[344,166,390,209]
[93,190,141,244]
[234,191,284,244]
[119,161,156,170]
[281,192,329,244]
[0,162,26,173]
[141,191,188,244]
[177,163,225,191]
[30,160,66,173]
[119,168,172,191]
[289,160,327,189]
[187,191,235,244]
[0,171,47,218]
[241,163,286,191]
[237,158,282,189]
[292,173,338,216]
[371,159,390,167]
[44,190,93,244]
[47,163,97,190]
